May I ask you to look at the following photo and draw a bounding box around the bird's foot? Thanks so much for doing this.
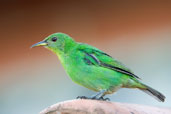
[98,97,110,101]
[76,96,110,101]
[76,96,88,99]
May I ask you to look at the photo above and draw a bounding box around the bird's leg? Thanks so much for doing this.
[90,90,110,101]
[90,90,106,99]
[77,90,110,101]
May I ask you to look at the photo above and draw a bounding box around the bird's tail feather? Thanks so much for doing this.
[140,84,165,102]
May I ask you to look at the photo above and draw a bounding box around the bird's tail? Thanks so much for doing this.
[140,83,165,102]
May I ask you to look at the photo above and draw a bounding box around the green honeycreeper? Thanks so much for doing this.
[31,33,165,102]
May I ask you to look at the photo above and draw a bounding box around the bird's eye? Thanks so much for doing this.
[52,37,57,42]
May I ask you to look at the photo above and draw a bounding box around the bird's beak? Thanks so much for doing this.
[31,41,48,48]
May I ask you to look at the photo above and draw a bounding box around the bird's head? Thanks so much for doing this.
[31,33,76,54]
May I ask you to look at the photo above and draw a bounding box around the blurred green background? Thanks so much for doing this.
[0,0,171,114]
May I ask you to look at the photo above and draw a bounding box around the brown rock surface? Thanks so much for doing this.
[40,99,171,114]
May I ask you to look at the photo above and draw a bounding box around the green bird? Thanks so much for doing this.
[31,33,165,102]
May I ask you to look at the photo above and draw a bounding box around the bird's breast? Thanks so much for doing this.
[59,54,90,80]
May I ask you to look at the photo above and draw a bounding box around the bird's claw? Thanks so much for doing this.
[76,96,110,101]
[99,97,110,101]
[76,96,88,99]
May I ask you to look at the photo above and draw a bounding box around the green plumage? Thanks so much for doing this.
[31,33,165,102]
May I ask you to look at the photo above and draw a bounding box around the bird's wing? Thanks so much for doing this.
[78,43,140,79]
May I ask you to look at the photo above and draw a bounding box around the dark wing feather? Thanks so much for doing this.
[100,63,140,79]
[78,44,140,79]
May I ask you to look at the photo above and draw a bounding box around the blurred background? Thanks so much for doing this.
[0,0,171,114]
